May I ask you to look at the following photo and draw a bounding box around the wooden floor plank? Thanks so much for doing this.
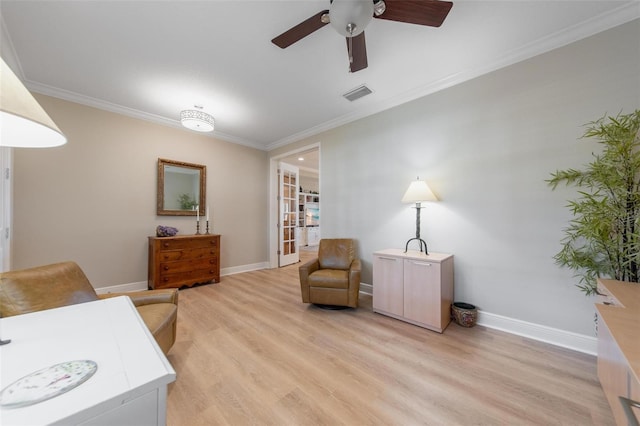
[166,251,614,425]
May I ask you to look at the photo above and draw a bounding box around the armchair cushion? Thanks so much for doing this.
[308,269,349,289]
[318,239,355,270]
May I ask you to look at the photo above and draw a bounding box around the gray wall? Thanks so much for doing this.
[273,20,640,336]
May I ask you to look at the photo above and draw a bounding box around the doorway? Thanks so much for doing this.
[268,143,319,268]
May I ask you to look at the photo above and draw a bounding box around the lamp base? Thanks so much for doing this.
[404,237,428,254]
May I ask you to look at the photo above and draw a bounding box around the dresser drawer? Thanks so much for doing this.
[156,269,219,288]
[159,247,218,262]
[159,257,218,275]
[156,237,218,251]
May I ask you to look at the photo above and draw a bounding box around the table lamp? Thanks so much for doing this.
[402,177,438,253]
[0,57,66,148]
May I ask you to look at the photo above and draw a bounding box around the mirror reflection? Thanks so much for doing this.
[157,158,206,216]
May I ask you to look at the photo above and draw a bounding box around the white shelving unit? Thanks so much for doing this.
[298,192,320,246]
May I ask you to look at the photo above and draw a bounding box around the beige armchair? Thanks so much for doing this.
[299,239,361,308]
[0,261,178,355]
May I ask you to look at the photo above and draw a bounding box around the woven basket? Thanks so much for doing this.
[451,302,477,327]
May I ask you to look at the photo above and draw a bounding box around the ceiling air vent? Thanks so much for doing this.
[343,85,373,102]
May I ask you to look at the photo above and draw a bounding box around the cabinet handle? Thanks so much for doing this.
[411,261,432,266]
[377,257,397,261]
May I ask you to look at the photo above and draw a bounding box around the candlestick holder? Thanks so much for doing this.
[195,220,201,235]
[205,220,210,234]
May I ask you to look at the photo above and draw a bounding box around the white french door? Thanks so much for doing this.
[278,162,299,267]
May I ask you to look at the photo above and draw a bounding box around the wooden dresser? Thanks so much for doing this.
[596,279,640,425]
[148,234,220,289]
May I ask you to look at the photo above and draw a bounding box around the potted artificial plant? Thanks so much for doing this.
[548,110,640,295]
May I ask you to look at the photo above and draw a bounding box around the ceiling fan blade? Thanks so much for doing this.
[271,10,330,48]
[375,0,453,27]
[346,32,368,73]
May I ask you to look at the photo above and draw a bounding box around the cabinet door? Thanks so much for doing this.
[373,255,404,316]
[597,313,632,425]
[403,259,441,328]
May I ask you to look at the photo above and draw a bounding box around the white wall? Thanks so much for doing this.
[275,20,640,337]
[300,175,319,193]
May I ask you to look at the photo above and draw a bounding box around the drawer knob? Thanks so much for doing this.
[164,266,169,271]
[163,277,169,282]
[163,243,169,248]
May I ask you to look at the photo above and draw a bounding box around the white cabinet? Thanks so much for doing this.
[373,249,454,333]
[0,297,176,425]
[307,227,321,246]
[298,192,320,246]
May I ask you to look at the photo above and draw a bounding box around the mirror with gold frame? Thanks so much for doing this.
[157,158,206,216]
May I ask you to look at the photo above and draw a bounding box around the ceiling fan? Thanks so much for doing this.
[271,0,453,73]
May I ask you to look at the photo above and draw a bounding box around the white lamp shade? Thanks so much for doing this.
[0,57,66,148]
[329,0,374,37]
[402,179,438,203]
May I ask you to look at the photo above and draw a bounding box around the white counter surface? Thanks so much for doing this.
[0,296,176,425]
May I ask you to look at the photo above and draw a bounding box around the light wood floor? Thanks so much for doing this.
[165,251,614,425]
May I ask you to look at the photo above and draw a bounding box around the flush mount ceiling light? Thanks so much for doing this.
[180,106,214,133]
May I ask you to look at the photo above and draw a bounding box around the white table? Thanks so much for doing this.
[0,296,176,425]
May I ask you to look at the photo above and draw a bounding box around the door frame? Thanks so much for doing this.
[268,142,320,269]
[0,147,12,272]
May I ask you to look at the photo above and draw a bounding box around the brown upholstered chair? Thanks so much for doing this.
[0,261,178,355]
[299,238,361,308]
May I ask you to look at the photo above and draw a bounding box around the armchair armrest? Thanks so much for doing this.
[98,288,178,307]
[299,258,319,303]
[299,258,319,283]
[349,258,362,289]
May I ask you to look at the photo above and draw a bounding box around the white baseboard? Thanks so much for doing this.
[94,262,269,294]
[360,282,372,295]
[221,262,270,276]
[95,281,147,294]
[477,310,597,356]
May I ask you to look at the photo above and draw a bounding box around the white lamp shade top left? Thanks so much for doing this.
[0,57,67,148]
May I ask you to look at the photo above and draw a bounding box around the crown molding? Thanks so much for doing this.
[8,3,637,153]
[0,15,23,76]
[24,79,267,151]
[266,3,640,150]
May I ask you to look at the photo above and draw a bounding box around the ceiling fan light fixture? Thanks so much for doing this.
[180,107,214,133]
[329,0,374,37]
[373,0,386,16]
